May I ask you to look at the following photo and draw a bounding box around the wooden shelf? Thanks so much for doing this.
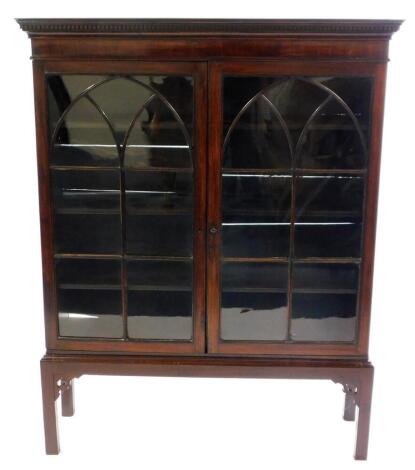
[50,165,192,173]
[55,208,120,215]
[57,283,356,295]
[223,168,366,175]
[54,253,193,261]
[58,283,191,292]
[222,256,361,264]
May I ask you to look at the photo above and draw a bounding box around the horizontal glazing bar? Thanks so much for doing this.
[127,285,192,292]
[223,169,291,175]
[222,257,289,263]
[293,257,361,264]
[222,287,287,293]
[124,255,193,261]
[58,283,121,290]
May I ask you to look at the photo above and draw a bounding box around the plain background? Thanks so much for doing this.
[0,1,413,469]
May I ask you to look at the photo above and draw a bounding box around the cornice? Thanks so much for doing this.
[16,18,403,37]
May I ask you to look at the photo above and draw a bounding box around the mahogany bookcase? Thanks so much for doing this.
[17,18,402,459]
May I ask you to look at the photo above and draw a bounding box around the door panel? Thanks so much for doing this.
[44,61,206,353]
[207,61,374,355]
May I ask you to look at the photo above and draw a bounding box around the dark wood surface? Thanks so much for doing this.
[16,18,402,36]
[41,353,374,459]
[20,19,401,458]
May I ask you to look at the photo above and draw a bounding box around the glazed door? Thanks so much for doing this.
[41,62,206,353]
[207,61,375,355]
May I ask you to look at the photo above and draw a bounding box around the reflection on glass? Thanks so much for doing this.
[58,290,123,338]
[221,262,288,340]
[297,99,366,169]
[295,175,364,258]
[48,75,119,167]
[56,258,122,338]
[221,292,288,341]
[264,78,328,145]
[222,173,291,215]
[319,77,372,141]
[292,294,357,342]
[291,263,359,341]
[47,74,194,168]
[223,100,291,169]
[222,216,290,259]
[52,169,120,212]
[125,170,192,213]
[128,292,192,340]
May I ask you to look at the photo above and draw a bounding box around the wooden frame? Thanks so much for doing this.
[206,60,387,357]
[18,18,402,459]
[33,60,208,354]
[41,353,374,459]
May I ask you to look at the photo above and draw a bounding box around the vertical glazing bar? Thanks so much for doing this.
[259,94,296,341]
[120,167,128,339]
[285,168,296,341]
[120,92,157,339]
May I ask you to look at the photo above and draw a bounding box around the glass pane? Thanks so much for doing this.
[293,263,359,292]
[297,99,366,169]
[222,216,290,258]
[127,259,192,290]
[291,294,357,342]
[128,291,192,340]
[223,103,291,169]
[127,259,192,340]
[125,170,192,256]
[49,73,195,343]
[123,77,193,169]
[222,173,291,216]
[221,292,288,341]
[56,258,121,288]
[58,290,123,338]
[222,262,288,291]
[52,169,120,212]
[125,170,192,213]
[54,214,121,254]
[294,175,364,258]
[320,77,372,141]
[48,75,120,167]
[220,75,371,345]
[222,174,291,258]
[291,263,359,341]
[264,78,328,146]
[56,258,122,338]
[221,262,288,340]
